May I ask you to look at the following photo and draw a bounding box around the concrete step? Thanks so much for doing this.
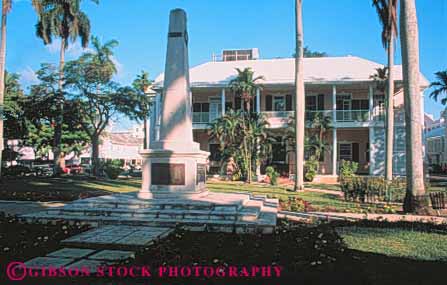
[21,192,278,234]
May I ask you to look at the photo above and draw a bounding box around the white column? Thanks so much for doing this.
[369,127,375,175]
[221,88,226,116]
[369,85,374,120]
[332,85,337,176]
[332,85,337,123]
[256,88,261,113]
[332,128,337,176]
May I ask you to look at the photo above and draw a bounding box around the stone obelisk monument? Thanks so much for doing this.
[139,9,209,199]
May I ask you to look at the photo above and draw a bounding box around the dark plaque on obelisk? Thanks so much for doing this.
[152,163,185,185]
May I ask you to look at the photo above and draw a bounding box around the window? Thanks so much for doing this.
[265,95,292,111]
[273,96,285,111]
[339,143,352,161]
[192,102,209,123]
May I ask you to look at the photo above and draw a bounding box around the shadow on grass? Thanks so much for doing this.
[2,219,445,285]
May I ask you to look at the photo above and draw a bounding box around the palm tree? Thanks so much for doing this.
[429,71,447,104]
[83,35,118,83]
[33,0,97,175]
[132,71,153,149]
[0,0,11,179]
[294,0,305,191]
[400,0,432,214]
[372,0,398,182]
[229,67,263,183]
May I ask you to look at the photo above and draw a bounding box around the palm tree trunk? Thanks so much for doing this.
[385,7,395,182]
[400,0,432,214]
[0,2,7,180]
[53,38,66,175]
[294,0,305,191]
[246,100,252,183]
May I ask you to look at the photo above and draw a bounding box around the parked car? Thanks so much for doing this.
[65,164,83,175]
[32,164,54,177]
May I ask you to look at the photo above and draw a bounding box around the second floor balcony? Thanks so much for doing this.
[192,108,398,129]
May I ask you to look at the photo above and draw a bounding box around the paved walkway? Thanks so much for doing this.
[0,200,65,215]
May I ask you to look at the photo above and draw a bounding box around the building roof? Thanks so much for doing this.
[105,132,143,146]
[154,55,430,88]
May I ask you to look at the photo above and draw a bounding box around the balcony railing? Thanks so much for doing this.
[192,109,396,125]
[336,110,370,122]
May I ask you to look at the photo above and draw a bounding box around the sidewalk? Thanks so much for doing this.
[0,200,66,215]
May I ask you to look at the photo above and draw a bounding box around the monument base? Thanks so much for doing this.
[139,148,210,200]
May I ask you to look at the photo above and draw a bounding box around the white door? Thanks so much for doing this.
[209,98,222,122]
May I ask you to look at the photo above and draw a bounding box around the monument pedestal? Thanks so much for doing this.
[139,147,209,200]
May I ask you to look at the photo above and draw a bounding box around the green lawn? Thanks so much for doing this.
[0,176,139,201]
[336,226,447,261]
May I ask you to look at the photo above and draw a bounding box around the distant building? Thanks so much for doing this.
[425,111,447,169]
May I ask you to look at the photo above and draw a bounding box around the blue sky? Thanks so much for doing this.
[6,0,447,128]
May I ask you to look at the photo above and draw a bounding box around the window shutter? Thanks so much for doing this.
[266,95,272,111]
[352,143,360,163]
[318,94,325,110]
[193,103,201,112]
[285,95,292,111]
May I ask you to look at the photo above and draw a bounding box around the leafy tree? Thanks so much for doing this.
[303,47,327,58]
[429,71,447,104]
[209,110,272,181]
[3,72,26,140]
[370,67,388,93]
[372,0,398,181]
[64,37,149,177]
[25,64,89,160]
[132,71,153,149]
[292,46,328,58]
[228,68,264,183]
[33,0,97,174]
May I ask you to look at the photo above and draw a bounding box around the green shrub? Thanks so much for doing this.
[339,160,358,179]
[265,166,279,185]
[304,156,319,182]
[103,160,123,180]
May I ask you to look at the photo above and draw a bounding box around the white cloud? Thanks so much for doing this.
[45,39,91,58]
[19,66,39,86]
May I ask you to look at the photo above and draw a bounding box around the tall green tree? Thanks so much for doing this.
[0,0,12,177]
[400,0,432,214]
[429,70,447,104]
[25,64,89,161]
[294,0,305,191]
[229,67,264,183]
[373,0,398,181]
[132,71,153,149]
[3,72,26,140]
[33,0,97,175]
[65,38,149,177]
[209,110,272,181]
